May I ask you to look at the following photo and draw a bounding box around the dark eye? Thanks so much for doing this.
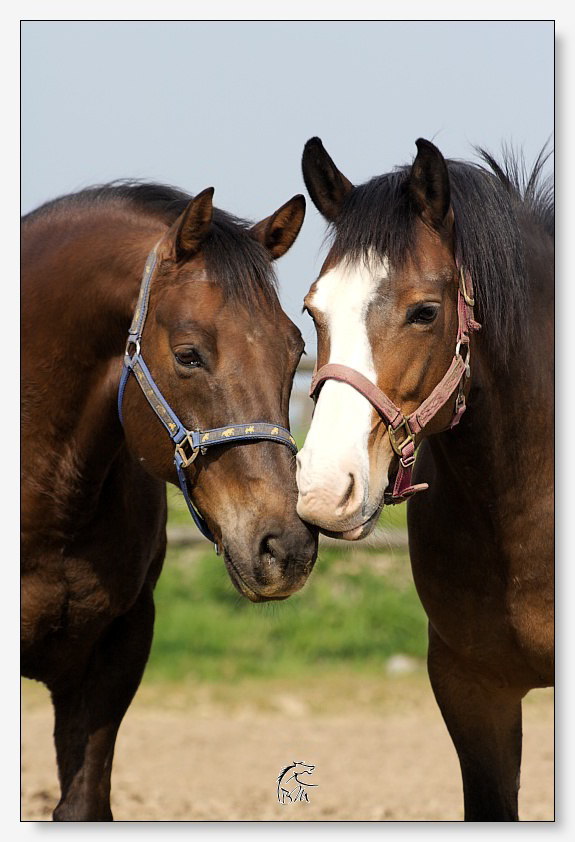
[174,348,202,368]
[407,304,439,325]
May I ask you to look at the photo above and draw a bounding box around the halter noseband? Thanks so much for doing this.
[118,244,298,545]
[309,260,481,505]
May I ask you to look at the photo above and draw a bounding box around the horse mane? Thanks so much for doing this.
[329,143,554,366]
[22,180,279,311]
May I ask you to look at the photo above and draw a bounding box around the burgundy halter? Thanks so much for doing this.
[309,262,481,504]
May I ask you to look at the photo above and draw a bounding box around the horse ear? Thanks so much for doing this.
[301,137,353,222]
[409,139,452,230]
[169,187,214,262]
[250,194,306,260]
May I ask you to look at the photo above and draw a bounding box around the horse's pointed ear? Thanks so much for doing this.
[250,194,306,260]
[169,187,214,262]
[409,139,452,231]
[301,137,353,222]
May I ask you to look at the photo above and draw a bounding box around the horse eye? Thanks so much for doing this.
[174,349,202,367]
[408,304,439,325]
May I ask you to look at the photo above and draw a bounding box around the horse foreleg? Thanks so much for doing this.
[427,624,523,821]
[50,585,155,821]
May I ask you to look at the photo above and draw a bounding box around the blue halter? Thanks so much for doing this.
[118,245,298,546]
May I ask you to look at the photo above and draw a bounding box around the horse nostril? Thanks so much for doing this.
[250,526,317,594]
[257,527,317,576]
[260,537,277,566]
[337,473,355,512]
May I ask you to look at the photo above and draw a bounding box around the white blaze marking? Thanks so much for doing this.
[298,254,389,515]
[313,255,386,376]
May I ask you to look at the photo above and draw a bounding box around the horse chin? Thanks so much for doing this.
[319,499,383,542]
[222,550,290,603]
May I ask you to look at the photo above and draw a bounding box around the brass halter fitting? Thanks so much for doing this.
[175,433,200,467]
[388,417,416,466]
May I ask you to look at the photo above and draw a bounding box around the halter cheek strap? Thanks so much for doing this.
[309,261,481,505]
[118,244,298,545]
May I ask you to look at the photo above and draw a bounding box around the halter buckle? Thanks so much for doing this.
[175,433,200,467]
[388,417,415,462]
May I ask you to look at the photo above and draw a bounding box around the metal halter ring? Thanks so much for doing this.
[455,340,471,378]
[124,337,141,362]
[388,417,415,460]
[175,433,200,468]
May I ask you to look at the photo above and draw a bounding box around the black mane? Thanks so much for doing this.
[23,181,278,310]
[329,145,554,364]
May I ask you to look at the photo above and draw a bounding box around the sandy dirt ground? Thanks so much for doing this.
[21,677,554,822]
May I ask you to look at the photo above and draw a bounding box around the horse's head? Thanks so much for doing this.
[297,137,468,539]
[121,188,318,599]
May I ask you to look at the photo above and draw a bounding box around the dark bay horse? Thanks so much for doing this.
[297,137,553,820]
[21,181,318,820]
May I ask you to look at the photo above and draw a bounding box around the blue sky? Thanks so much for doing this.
[21,20,553,352]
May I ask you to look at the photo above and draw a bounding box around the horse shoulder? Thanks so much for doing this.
[21,459,166,682]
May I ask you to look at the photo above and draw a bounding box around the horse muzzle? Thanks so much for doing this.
[222,519,318,602]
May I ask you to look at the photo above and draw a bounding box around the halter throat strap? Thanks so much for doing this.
[118,244,298,544]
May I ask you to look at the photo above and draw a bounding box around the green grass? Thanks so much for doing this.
[145,543,426,683]
[290,427,308,451]
[158,430,414,684]
[166,483,199,526]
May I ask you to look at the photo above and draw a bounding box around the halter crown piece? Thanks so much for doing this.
[118,243,298,546]
[309,257,481,504]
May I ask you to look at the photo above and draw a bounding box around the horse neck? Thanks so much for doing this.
[426,276,553,520]
[21,206,165,534]
[23,205,163,353]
